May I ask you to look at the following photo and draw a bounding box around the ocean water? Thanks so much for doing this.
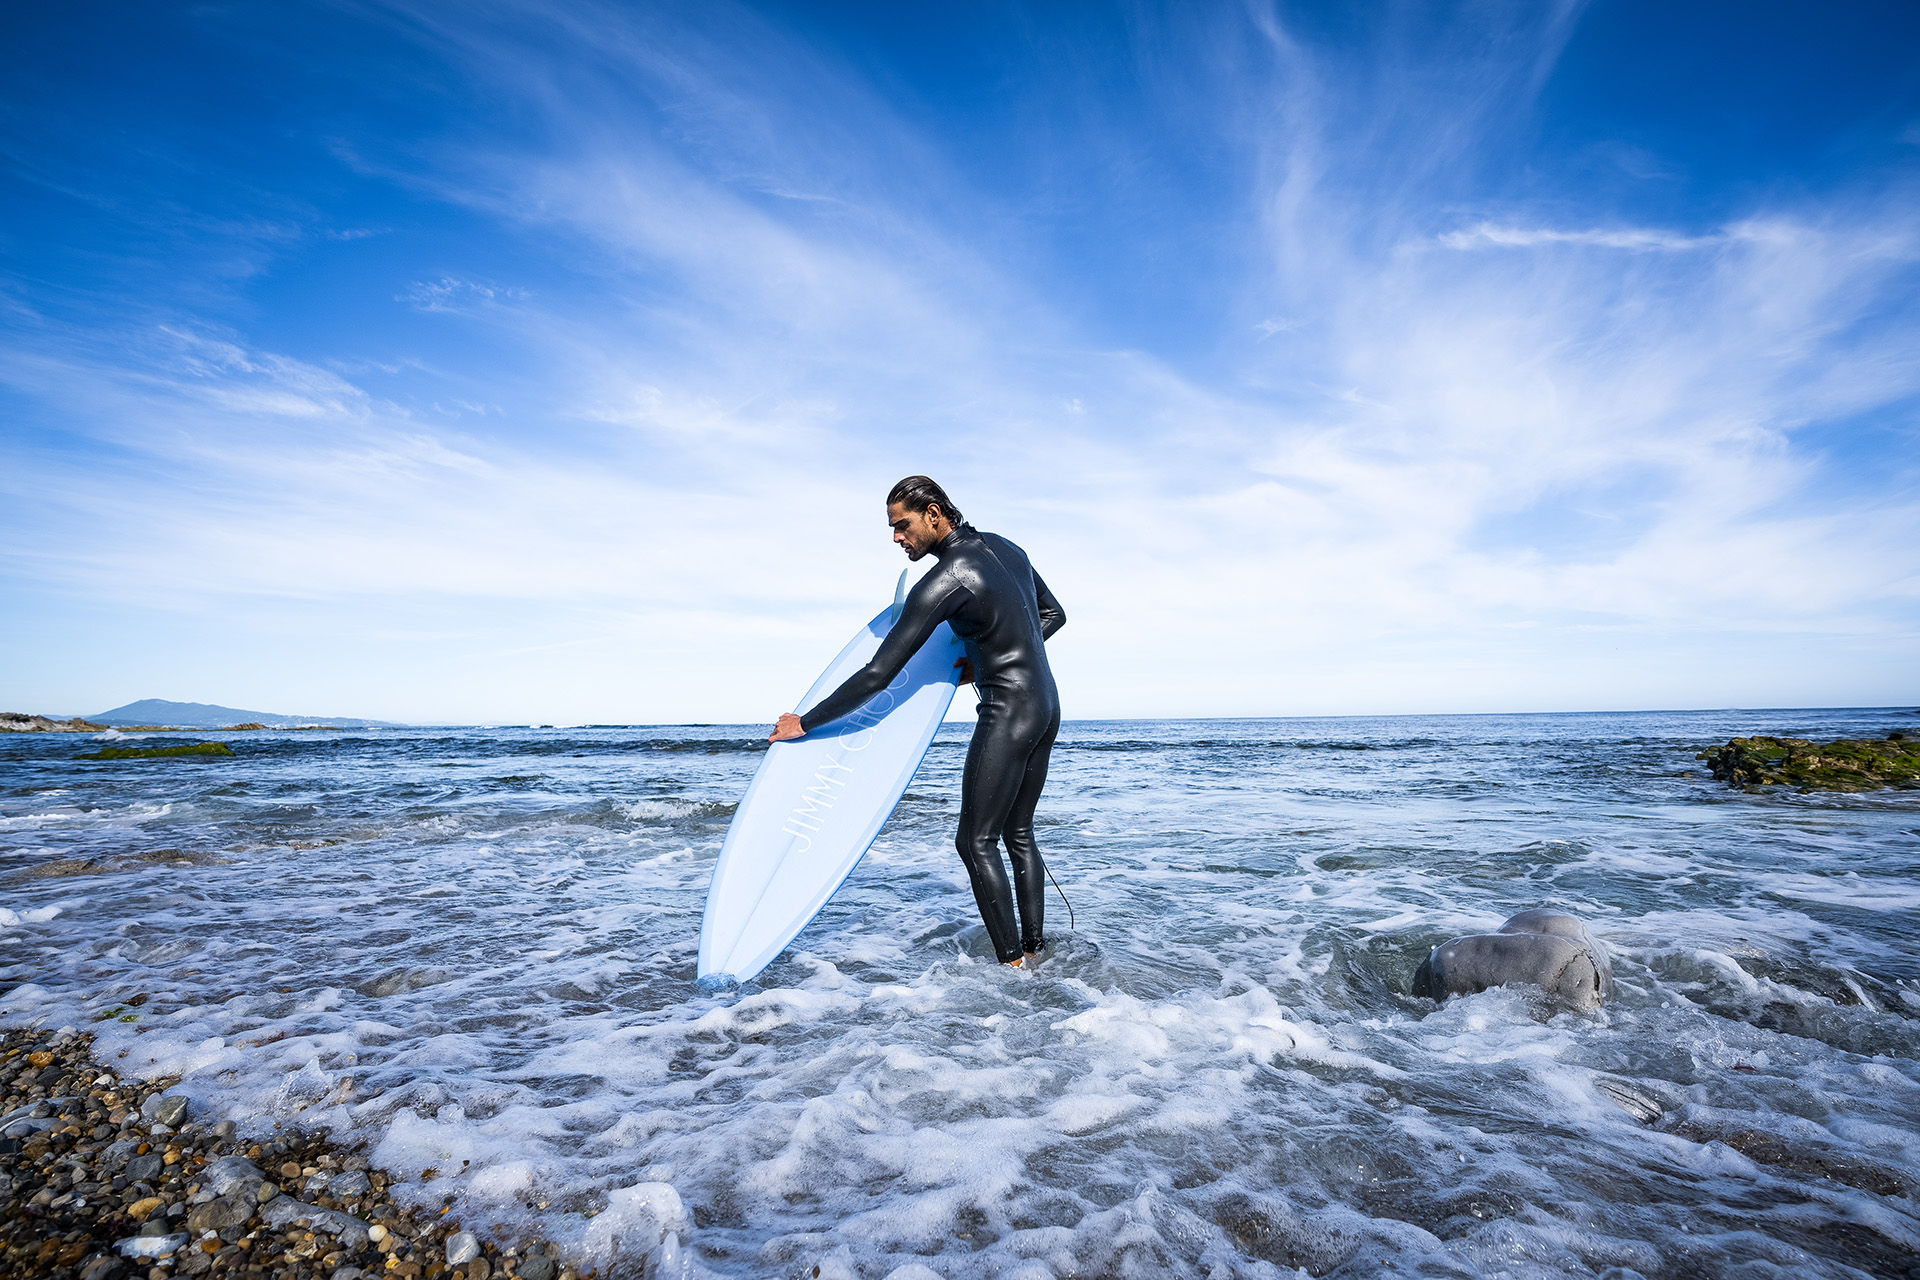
[4,708,1919,1280]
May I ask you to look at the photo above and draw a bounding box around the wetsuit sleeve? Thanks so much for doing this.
[1033,570,1065,640]
[798,578,973,733]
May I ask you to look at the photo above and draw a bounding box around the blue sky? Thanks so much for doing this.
[3,1,1917,724]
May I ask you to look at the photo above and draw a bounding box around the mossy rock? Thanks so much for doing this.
[77,741,236,761]
[1696,735,1920,792]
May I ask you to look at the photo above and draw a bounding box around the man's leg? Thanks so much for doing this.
[1002,710,1060,954]
[955,701,1047,964]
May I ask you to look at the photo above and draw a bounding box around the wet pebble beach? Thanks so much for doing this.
[1,1028,561,1280]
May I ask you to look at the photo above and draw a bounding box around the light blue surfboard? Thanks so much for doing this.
[697,578,965,985]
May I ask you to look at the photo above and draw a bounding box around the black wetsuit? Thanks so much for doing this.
[799,525,1064,962]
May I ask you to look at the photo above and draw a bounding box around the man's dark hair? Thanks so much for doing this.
[887,475,964,525]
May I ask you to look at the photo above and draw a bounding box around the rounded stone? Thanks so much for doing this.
[445,1232,481,1266]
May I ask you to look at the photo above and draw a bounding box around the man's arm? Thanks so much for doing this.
[1033,570,1065,640]
[774,577,972,740]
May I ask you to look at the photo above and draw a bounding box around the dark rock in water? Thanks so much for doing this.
[1210,1192,1360,1274]
[1592,1075,1671,1125]
[359,966,449,997]
[1412,909,1612,1010]
[152,1094,189,1127]
[123,1152,163,1183]
[520,1254,558,1280]
[1697,735,1920,792]
[76,741,235,761]
[1667,1121,1914,1197]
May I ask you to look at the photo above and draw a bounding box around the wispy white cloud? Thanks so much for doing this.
[400,278,527,312]
[1439,223,1724,250]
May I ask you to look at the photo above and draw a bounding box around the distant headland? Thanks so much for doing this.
[0,698,406,731]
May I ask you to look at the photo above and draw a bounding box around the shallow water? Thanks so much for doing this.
[4,708,1919,1279]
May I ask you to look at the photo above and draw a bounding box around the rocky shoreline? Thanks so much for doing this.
[1,715,109,734]
[1697,733,1920,792]
[1,1027,581,1280]
[0,716,276,734]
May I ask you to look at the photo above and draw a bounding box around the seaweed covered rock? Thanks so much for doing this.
[1698,735,1920,792]
[76,742,235,761]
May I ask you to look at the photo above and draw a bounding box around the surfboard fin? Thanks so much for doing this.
[892,567,911,626]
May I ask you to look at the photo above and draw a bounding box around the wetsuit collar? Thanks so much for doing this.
[932,524,971,556]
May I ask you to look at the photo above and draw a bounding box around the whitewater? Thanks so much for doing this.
[3,707,1918,1279]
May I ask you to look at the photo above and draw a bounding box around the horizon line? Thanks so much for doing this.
[14,702,1915,730]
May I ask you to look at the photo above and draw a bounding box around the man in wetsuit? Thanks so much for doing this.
[769,476,1065,969]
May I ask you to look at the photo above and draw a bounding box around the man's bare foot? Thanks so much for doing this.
[1002,956,1024,969]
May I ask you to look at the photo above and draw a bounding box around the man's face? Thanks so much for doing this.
[888,501,945,560]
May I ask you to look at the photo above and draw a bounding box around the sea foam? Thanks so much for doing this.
[2,711,1918,1276]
